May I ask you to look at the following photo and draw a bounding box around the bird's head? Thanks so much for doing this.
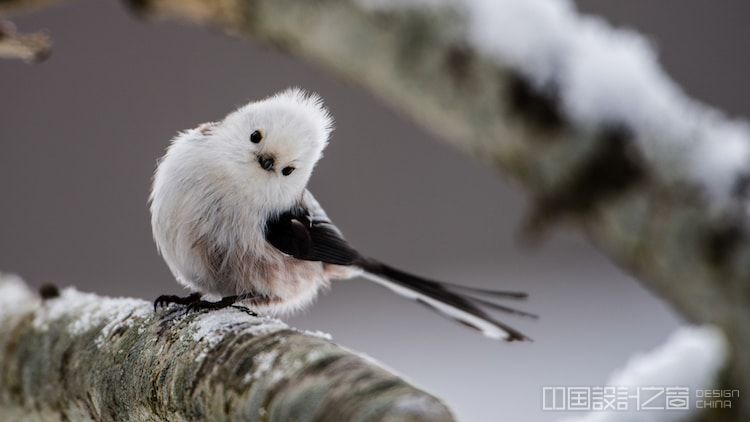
[206,88,334,209]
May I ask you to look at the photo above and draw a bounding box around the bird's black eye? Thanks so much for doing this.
[250,130,263,144]
[282,166,295,176]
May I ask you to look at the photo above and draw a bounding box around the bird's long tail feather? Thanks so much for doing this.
[358,259,534,341]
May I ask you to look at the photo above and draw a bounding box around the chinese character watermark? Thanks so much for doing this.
[542,386,739,412]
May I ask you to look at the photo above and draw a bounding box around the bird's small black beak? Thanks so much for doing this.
[257,155,275,172]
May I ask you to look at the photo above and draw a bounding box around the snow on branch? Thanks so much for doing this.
[563,326,728,422]
[0,274,453,421]
[458,0,750,204]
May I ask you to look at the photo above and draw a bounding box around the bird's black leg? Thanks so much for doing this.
[185,293,259,313]
[153,292,202,310]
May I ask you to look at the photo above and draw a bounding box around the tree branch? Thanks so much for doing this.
[0,274,453,421]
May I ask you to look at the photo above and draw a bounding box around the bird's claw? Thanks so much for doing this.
[153,293,202,311]
[154,293,258,316]
[231,305,259,317]
[184,296,237,313]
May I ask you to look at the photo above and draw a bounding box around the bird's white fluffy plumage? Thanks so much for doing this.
[150,88,338,314]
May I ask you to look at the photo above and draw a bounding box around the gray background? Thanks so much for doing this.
[1,1,747,420]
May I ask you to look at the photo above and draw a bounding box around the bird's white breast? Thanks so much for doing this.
[150,129,332,314]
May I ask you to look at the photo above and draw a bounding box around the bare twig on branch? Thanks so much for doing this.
[0,20,50,62]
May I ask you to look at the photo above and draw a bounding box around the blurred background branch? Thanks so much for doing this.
[0,274,452,421]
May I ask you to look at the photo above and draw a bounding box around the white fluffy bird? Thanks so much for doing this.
[150,88,534,341]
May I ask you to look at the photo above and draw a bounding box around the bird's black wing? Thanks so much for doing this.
[265,193,533,341]
[265,192,361,265]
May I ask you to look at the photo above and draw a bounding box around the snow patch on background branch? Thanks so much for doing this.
[360,0,750,206]
[562,325,728,422]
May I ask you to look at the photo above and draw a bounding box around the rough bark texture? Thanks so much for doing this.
[0,275,453,421]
